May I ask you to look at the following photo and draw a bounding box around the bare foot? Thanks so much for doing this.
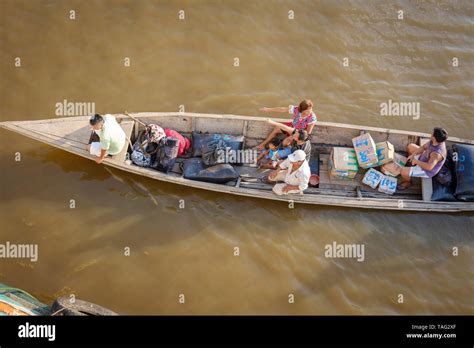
[397,183,411,191]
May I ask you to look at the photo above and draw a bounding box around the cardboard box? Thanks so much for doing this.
[375,141,395,166]
[352,133,379,169]
[378,175,398,195]
[381,162,401,177]
[393,153,408,167]
[362,168,384,189]
[329,147,359,179]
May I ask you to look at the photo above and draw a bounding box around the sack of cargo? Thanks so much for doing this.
[378,175,397,195]
[362,168,384,189]
[131,150,151,167]
[145,124,166,143]
[202,139,228,166]
[183,158,239,184]
[150,137,180,173]
[435,165,453,186]
[375,141,395,166]
[145,142,160,156]
[434,149,455,186]
[131,138,152,167]
[431,180,457,202]
[453,143,474,201]
[192,132,244,157]
[329,147,359,179]
[352,133,379,168]
[164,128,191,157]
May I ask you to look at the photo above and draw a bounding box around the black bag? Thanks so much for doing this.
[434,165,452,186]
[434,149,454,186]
[131,135,152,167]
[145,142,160,156]
[130,131,161,168]
[183,158,239,184]
[453,143,474,201]
[150,137,180,173]
[192,132,244,157]
[201,139,227,166]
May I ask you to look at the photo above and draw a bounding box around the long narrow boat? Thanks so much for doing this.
[1,112,473,212]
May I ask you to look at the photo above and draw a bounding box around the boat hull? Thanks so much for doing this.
[1,113,473,213]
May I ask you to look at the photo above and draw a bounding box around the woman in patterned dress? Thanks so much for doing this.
[256,99,317,150]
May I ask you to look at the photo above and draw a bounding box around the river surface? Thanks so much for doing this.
[0,0,473,314]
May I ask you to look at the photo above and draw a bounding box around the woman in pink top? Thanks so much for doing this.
[257,99,317,150]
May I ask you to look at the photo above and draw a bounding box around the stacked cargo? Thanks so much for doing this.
[375,141,395,166]
[329,147,359,179]
[328,133,411,195]
[378,175,398,195]
[352,133,379,169]
[362,168,384,189]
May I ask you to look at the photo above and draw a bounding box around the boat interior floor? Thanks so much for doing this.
[8,117,423,201]
[165,154,422,200]
[121,121,423,200]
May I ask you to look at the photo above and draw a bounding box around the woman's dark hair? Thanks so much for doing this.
[89,114,103,126]
[298,99,314,112]
[433,127,448,143]
[293,129,309,142]
[270,138,280,147]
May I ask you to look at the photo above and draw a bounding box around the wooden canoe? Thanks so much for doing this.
[0,283,51,315]
[1,112,473,212]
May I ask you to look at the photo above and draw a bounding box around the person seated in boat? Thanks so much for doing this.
[262,119,312,156]
[256,99,317,149]
[291,129,311,161]
[257,137,292,169]
[266,130,312,169]
[398,127,448,190]
[87,114,126,164]
[267,150,311,195]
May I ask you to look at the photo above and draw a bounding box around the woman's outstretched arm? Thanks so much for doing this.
[260,107,288,113]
